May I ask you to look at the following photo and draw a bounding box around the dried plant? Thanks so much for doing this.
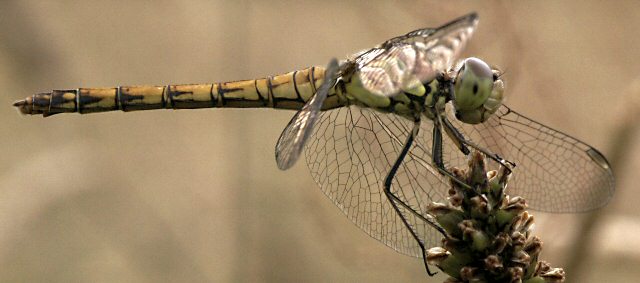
[426,151,565,283]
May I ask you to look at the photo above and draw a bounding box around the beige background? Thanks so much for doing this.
[1,1,639,282]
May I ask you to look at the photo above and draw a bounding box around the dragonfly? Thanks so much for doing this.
[13,12,614,276]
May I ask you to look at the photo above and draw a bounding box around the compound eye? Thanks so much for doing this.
[454,57,494,111]
[464,57,493,80]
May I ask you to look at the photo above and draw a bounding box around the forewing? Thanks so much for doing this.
[304,106,459,257]
[355,12,478,97]
[446,105,615,212]
[275,59,339,170]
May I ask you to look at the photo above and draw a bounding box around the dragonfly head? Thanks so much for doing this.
[452,57,504,124]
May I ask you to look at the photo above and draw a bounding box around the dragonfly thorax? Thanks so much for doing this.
[337,57,504,124]
[338,62,429,121]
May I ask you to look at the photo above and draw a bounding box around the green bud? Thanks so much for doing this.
[433,208,465,237]
[437,254,468,278]
[470,230,490,252]
[523,277,546,283]
[495,209,518,229]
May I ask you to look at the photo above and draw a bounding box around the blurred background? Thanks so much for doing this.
[1,1,639,282]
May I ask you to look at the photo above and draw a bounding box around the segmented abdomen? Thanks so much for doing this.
[14,66,345,116]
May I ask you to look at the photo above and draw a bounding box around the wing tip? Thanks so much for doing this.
[446,12,479,28]
[586,148,612,172]
[275,153,294,170]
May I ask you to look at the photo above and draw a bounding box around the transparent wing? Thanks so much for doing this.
[304,106,463,257]
[446,105,615,212]
[275,59,339,170]
[303,103,615,257]
[354,12,478,97]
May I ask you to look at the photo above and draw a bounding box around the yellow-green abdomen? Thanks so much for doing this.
[14,66,346,117]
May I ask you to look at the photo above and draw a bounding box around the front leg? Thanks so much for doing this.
[441,114,515,174]
[431,114,475,189]
[383,119,444,276]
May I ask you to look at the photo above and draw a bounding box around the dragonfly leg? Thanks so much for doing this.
[432,115,474,190]
[383,120,445,276]
[441,115,515,174]
[441,117,470,155]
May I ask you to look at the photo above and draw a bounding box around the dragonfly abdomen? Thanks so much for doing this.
[14,66,345,116]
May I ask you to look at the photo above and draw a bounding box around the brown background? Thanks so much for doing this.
[1,1,639,282]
